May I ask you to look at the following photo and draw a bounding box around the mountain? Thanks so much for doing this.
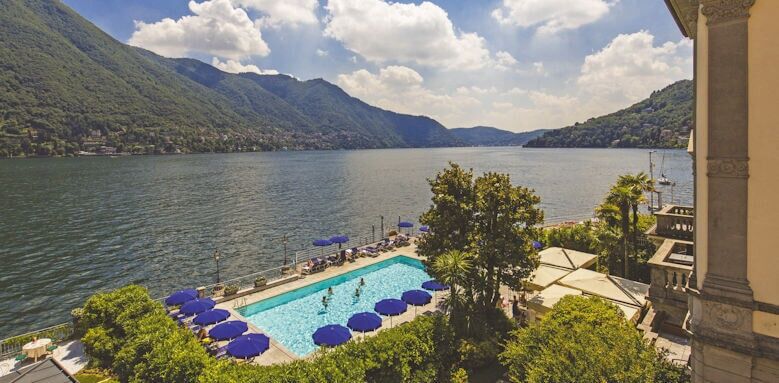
[0,0,461,157]
[450,126,549,146]
[524,80,693,148]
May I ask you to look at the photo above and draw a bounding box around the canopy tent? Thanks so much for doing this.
[527,284,642,323]
[538,247,598,270]
[525,264,575,291]
[557,268,648,309]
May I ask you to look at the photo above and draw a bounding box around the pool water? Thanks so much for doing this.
[237,256,431,356]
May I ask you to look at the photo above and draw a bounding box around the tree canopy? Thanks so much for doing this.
[500,295,689,383]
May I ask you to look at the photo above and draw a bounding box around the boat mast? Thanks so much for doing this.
[649,150,656,212]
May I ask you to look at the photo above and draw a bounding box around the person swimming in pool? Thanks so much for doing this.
[354,287,361,298]
[322,295,329,309]
[359,277,365,286]
[327,287,334,295]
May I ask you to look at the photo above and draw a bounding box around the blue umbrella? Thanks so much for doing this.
[209,320,248,341]
[330,235,349,249]
[347,312,383,334]
[193,309,230,326]
[398,221,414,228]
[422,280,449,291]
[313,239,333,247]
[532,241,543,249]
[226,334,270,359]
[402,290,432,315]
[374,298,407,327]
[165,289,198,306]
[312,324,352,347]
[419,225,430,233]
[180,298,215,315]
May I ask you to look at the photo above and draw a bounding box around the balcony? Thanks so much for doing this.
[647,239,693,329]
[646,205,694,243]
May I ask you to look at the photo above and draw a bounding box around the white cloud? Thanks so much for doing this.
[211,57,279,75]
[336,66,481,126]
[316,49,329,57]
[492,0,615,34]
[129,0,269,60]
[232,0,319,27]
[577,30,692,107]
[504,87,527,96]
[495,51,519,71]
[324,0,492,70]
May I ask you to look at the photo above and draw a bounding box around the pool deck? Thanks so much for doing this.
[216,242,443,365]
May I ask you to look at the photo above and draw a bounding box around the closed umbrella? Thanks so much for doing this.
[374,298,407,327]
[209,320,248,341]
[419,226,430,233]
[227,334,270,359]
[180,298,215,316]
[165,289,198,306]
[401,290,432,315]
[532,241,543,249]
[312,324,352,347]
[193,309,230,326]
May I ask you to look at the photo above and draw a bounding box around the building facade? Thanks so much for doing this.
[665,1,779,381]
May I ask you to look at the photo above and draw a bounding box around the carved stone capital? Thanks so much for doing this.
[684,2,700,38]
[707,157,749,178]
[701,0,755,25]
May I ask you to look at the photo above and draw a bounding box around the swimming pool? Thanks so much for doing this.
[237,256,431,356]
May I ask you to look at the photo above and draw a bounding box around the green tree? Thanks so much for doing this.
[500,296,688,383]
[431,250,473,333]
[617,172,653,252]
[417,163,475,261]
[471,172,543,309]
[604,184,633,278]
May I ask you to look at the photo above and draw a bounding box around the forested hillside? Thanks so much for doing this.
[0,0,461,157]
[525,80,693,148]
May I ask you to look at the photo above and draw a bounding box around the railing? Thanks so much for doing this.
[654,205,694,241]
[648,239,693,304]
[0,322,73,360]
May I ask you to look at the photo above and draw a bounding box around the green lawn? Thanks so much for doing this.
[73,372,119,383]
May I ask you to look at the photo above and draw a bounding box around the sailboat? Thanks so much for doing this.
[658,153,672,185]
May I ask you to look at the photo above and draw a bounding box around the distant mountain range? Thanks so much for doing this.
[450,126,549,146]
[524,80,693,148]
[0,1,694,157]
[0,0,461,156]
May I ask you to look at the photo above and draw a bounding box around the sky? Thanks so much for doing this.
[63,0,692,132]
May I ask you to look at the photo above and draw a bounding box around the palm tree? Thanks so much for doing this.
[431,250,472,334]
[618,172,653,253]
[605,185,633,278]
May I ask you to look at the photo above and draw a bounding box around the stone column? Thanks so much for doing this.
[690,1,757,382]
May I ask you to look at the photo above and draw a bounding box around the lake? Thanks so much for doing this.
[0,147,692,337]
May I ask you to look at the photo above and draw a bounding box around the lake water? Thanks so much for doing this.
[0,147,692,337]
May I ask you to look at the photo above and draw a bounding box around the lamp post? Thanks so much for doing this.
[213,250,221,284]
[380,215,384,239]
[648,150,657,212]
[282,234,288,266]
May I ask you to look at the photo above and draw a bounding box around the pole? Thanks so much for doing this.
[213,250,221,284]
[282,234,288,266]
[648,150,656,212]
[372,225,375,242]
[380,216,384,239]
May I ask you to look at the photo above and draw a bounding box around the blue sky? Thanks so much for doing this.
[63,0,692,132]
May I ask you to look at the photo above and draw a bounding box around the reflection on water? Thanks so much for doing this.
[0,147,691,337]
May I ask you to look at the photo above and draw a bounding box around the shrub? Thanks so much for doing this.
[500,295,688,383]
[224,284,240,296]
